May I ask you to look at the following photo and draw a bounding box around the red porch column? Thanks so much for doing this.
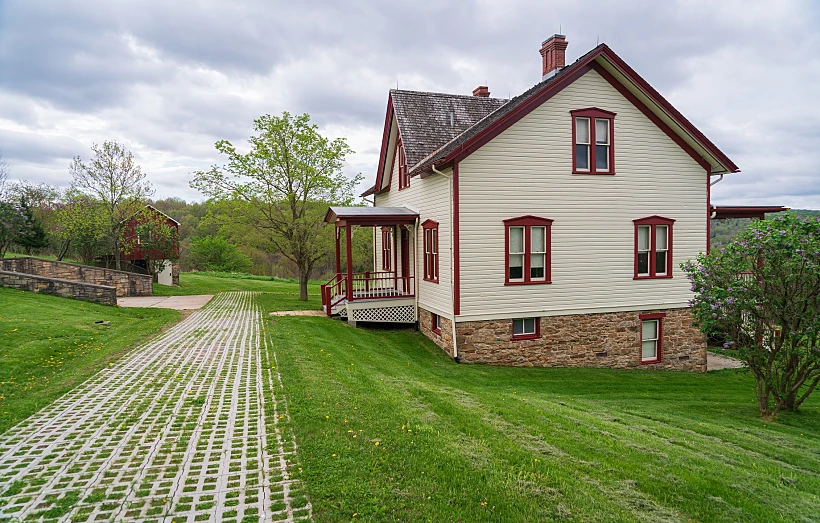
[345,224,353,301]
[335,227,341,275]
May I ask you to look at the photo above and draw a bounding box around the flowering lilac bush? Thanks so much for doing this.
[684,213,820,416]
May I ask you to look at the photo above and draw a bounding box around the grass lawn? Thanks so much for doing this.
[154,271,322,312]
[266,316,820,522]
[0,287,180,434]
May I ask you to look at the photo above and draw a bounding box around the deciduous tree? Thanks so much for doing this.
[70,141,153,269]
[684,213,820,417]
[191,112,362,300]
[188,236,253,273]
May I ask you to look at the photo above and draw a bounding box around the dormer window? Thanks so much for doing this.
[571,108,615,174]
[397,140,409,189]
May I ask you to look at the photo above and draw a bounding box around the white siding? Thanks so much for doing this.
[375,145,454,317]
[458,69,706,322]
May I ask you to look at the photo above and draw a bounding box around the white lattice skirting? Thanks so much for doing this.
[351,305,416,323]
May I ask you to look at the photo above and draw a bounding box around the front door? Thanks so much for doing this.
[400,228,410,293]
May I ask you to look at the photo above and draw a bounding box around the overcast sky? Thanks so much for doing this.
[1,0,819,208]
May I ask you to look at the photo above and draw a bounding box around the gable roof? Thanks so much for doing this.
[364,42,739,197]
[391,90,508,170]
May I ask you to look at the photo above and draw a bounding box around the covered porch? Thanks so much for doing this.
[322,206,419,326]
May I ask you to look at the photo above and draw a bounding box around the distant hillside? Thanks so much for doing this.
[710,209,820,249]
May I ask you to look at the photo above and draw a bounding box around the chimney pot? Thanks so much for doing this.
[540,34,568,80]
[472,85,490,97]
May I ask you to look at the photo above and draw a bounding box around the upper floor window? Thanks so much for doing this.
[422,219,439,283]
[381,227,393,271]
[571,108,616,175]
[397,140,410,189]
[504,216,553,285]
[633,216,674,279]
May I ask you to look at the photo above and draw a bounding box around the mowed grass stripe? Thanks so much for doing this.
[265,316,820,522]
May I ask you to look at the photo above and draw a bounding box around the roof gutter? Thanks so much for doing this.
[431,163,459,363]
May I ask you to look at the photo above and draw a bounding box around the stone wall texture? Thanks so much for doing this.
[0,270,117,305]
[419,308,705,372]
[0,257,152,297]
[419,307,455,356]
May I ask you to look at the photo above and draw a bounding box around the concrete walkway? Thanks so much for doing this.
[707,352,744,371]
[118,295,214,310]
[0,292,311,522]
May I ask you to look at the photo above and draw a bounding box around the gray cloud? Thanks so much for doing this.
[0,0,819,206]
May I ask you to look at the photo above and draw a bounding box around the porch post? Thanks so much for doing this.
[335,227,341,275]
[345,224,354,301]
[393,225,398,289]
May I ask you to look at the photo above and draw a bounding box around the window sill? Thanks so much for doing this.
[432,328,441,336]
[505,280,552,286]
[640,358,662,365]
[423,277,439,284]
[572,170,615,175]
[512,333,540,341]
[633,275,673,280]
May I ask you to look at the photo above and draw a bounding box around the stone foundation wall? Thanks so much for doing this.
[0,257,152,297]
[0,270,117,305]
[420,308,705,372]
[171,262,180,286]
[418,307,455,357]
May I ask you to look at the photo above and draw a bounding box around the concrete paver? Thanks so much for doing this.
[118,295,214,310]
[707,352,744,371]
[0,292,310,522]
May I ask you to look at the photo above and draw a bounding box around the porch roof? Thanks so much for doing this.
[712,206,789,220]
[325,206,418,226]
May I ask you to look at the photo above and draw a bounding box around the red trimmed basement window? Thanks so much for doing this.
[512,317,540,341]
[504,216,552,285]
[634,216,675,279]
[422,219,439,283]
[639,313,665,364]
[571,108,616,174]
[432,313,441,335]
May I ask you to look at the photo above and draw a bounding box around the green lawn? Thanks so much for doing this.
[155,272,322,312]
[0,288,180,434]
[265,316,820,522]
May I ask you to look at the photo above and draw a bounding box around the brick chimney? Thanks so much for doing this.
[472,85,490,97]
[540,34,568,80]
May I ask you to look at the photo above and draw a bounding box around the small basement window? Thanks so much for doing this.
[639,313,665,364]
[512,317,540,341]
[432,313,441,335]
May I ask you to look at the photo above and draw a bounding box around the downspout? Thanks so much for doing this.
[431,164,459,362]
[709,174,724,219]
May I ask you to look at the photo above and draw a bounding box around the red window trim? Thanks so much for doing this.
[397,140,409,190]
[639,312,666,364]
[504,216,553,285]
[633,216,675,280]
[571,107,616,175]
[381,227,392,271]
[422,219,439,283]
[511,317,541,341]
[431,312,441,335]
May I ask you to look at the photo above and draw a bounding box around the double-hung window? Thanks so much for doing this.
[639,313,665,364]
[633,216,674,279]
[571,108,615,174]
[512,317,540,341]
[381,227,393,271]
[422,219,439,283]
[397,140,409,189]
[504,216,553,285]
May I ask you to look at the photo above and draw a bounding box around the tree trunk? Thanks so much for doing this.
[114,239,122,271]
[299,269,309,301]
[57,239,70,261]
[756,376,771,417]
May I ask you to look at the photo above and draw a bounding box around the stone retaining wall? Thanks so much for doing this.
[0,257,151,297]
[0,270,117,305]
[420,307,705,372]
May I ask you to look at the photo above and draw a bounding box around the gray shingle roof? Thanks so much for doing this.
[391,90,508,170]
[410,44,605,174]
[328,206,418,218]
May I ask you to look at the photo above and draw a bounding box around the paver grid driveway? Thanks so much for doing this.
[0,292,311,522]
